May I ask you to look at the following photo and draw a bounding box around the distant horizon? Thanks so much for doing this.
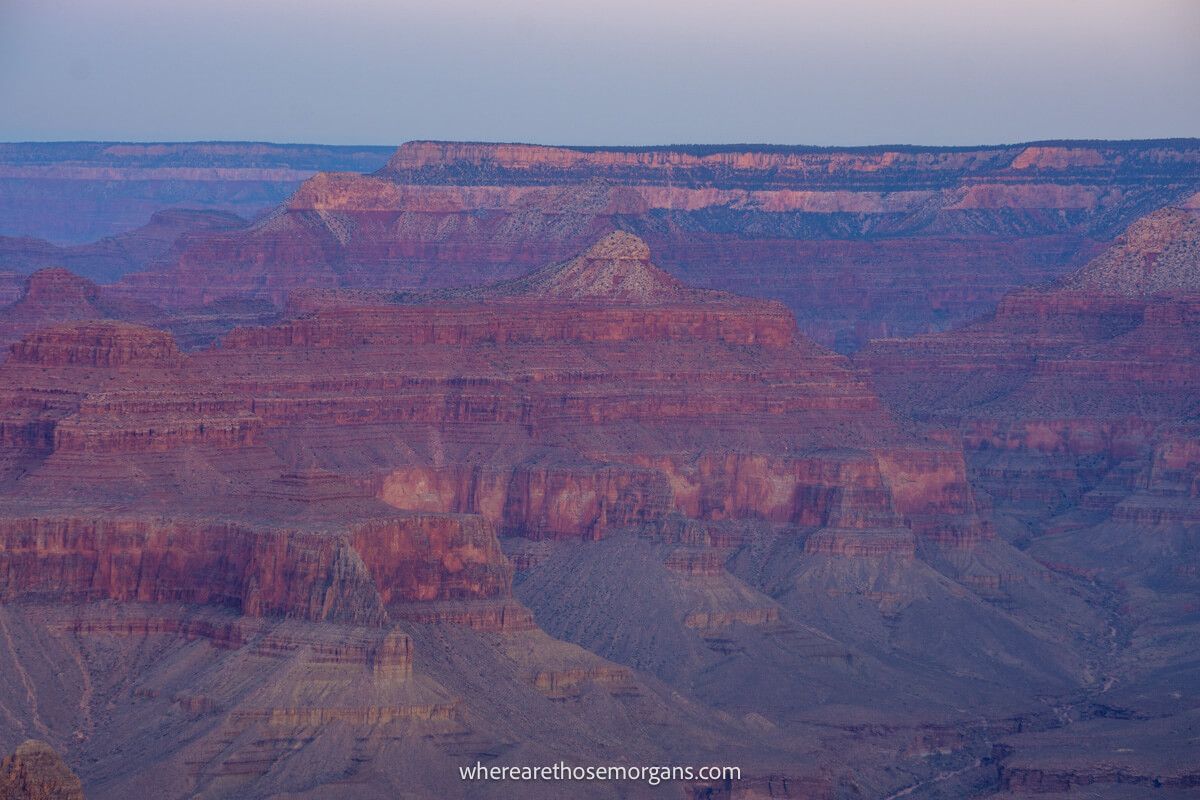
[5,136,1200,150]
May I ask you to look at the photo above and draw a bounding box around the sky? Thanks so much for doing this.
[2,0,1198,147]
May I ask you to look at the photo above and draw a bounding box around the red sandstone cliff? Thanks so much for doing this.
[860,204,1200,431]
[0,268,280,360]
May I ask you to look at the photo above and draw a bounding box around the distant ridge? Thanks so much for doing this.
[0,142,396,243]
[385,137,1200,156]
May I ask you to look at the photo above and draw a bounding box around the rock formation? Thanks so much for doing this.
[0,270,164,358]
[859,201,1200,473]
[0,740,84,800]
[859,201,1200,797]
[1,152,1197,800]
[0,232,1110,798]
[0,269,278,359]
[112,139,1200,350]
[1065,200,1200,294]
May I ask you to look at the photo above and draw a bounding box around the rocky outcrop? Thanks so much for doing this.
[0,271,165,359]
[994,711,1200,797]
[0,269,282,359]
[195,236,979,551]
[860,207,1200,434]
[376,140,1199,187]
[479,230,691,302]
[0,740,84,800]
[804,528,916,558]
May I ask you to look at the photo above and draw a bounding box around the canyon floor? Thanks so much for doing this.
[0,141,1197,799]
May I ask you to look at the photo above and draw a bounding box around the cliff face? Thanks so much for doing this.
[191,234,983,549]
[0,234,1002,609]
[0,512,510,623]
[862,304,1198,537]
[376,140,1196,186]
[23,233,1076,748]
[113,139,1200,350]
[0,309,514,622]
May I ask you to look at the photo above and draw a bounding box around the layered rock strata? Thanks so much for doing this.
[115,139,1200,350]
[0,232,1117,799]
[860,203,1200,528]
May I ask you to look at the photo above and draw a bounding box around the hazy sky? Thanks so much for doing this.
[2,0,1198,146]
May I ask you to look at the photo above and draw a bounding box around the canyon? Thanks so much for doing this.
[119,140,1200,351]
[6,140,1200,351]
[0,140,1196,798]
[858,195,1200,798]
